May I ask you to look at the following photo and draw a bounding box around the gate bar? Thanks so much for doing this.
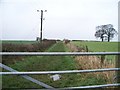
[1,68,120,75]
[61,83,120,89]
[1,52,120,56]
[0,63,54,89]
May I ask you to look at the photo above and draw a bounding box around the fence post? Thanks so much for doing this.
[116,55,120,83]
[85,45,88,52]
[100,55,105,68]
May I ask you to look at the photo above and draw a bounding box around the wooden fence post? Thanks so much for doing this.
[116,55,120,83]
[100,55,105,68]
[86,46,88,52]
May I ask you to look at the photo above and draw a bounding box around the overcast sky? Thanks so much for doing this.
[0,0,119,41]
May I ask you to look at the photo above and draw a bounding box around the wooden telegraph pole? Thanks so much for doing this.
[40,10,43,42]
[37,10,47,42]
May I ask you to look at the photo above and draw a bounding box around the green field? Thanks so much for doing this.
[72,41,119,61]
[1,40,37,44]
[2,42,106,89]
[72,41,119,52]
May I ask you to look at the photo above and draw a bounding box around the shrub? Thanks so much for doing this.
[2,40,56,64]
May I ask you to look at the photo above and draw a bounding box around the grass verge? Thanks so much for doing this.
[2,42,106,89]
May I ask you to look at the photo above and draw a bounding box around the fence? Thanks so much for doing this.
[0,52,120,89]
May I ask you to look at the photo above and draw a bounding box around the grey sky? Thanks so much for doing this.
[0,0,119,41]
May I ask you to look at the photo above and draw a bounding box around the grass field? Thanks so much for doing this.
[72,41,119,52]
[2,42,106,89]
[1,40,37,44]
[72,41,119,61]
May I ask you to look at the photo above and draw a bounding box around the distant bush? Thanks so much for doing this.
[2,40,56,52]
[63,39,70,44]
[72,40,85,42]
[2,40,56,64]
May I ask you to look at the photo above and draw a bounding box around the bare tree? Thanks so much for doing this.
[95,24,117,42]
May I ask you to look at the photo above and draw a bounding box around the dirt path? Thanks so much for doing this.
[66,42,115,84]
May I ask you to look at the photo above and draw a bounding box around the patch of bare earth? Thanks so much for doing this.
[66,42,115,84]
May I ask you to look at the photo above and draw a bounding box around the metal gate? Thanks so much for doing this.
[0,52,120,89]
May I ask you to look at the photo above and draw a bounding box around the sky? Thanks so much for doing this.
[0,0,119,41]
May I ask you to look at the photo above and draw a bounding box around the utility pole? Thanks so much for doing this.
[40,10,43,42]
[37,10,47,42]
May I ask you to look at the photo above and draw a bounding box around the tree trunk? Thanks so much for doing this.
[101,34,104,42]
[102,38,103,42]
[108,33,110,42]
[108,37,110,42]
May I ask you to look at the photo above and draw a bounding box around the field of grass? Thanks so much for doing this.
[72,41,119,61]
[2,42,106,89]
[72,41,119,52]
[2,40,37,44]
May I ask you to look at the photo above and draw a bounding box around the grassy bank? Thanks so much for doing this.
[2,42,76,88]
[2,42,106,89]
[2,40,56,64]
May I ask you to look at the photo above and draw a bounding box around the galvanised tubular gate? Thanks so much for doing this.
[1,68,120,75]
[1,52,120,56]
[1,52,120,89]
